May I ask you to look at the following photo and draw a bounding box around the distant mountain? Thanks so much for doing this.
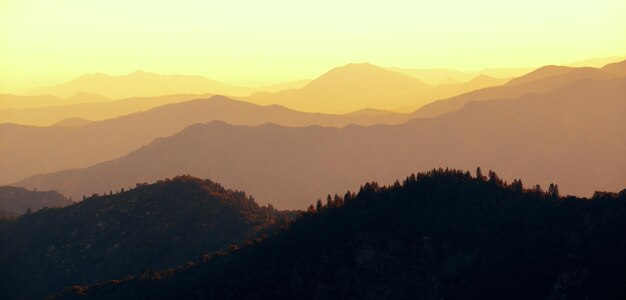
[26,71,255,99]
[569,55,626,68]
[0,93,110,110]
[249,63,512,113]
[388,67,475,85]
[248,63,432,113]
[0,186,71,215]
[51,170,626,300]
[412,61,624,118]
[52,117,92,128]
[0,96,411,184]
[0,93,214,126]
[16,77,626,209]
[0,176,288,300]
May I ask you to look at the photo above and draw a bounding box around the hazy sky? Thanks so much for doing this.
[1,0,625,92]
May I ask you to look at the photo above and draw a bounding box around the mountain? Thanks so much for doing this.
[248,63,432,113]
[0,93,110,110]
[15,77,626,209]
[26,71,255,99]
[0,96,411,184]
[0,186,72,215]
[569,55,626,68]
[388,67,475,85]
[0,176,288,300]
[52,117,92,128]
[412,61,623,118]
[601,59,626,77]
[51,170,626,300]
[249,63,513,113]
[0,93,214,126]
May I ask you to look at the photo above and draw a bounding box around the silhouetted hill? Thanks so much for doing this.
[249,63,514,113]
[412,61,624,118]
[52,117,92,128]
[0,186,71,215]
[0,93,110,110]
[52,169,626,299]
[0,93,214,126]
[248,63,432,113]
[26,71,255,99]
[16,77,626,209]
[0,176,288,300]
[0,96,411,184]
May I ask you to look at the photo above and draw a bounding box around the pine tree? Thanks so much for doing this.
[476,167,484,181]
[316,199,323,212]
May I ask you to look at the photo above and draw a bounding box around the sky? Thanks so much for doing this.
[1,0,625,92]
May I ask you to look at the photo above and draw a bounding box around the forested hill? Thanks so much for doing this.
[0,175,290,300]
[53,169,626,300]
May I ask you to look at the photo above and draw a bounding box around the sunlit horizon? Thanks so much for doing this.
[2,0,626,92]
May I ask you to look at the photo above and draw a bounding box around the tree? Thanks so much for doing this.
[316,199,323,212]
[511,179,523,193]
[307,205,316,214]
[333,194,344,207]
[548,183,560,200]
[26,207,32,214]
[476,167,484,181]
[326,195,333,209]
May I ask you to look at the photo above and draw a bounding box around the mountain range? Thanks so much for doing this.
[247,63,510,113]
[0,96,414,185]
[13,75,626,209]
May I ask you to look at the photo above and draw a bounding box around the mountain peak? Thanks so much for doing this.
[506,65,574,86]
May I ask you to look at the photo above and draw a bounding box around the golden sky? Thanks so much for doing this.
[1,0,625,92]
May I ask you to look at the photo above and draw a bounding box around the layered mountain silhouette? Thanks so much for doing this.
[0,96,412,184]
[0,93,214,126]
[0,93,110,110]
[248,63,510,113]
[0,176,288,300]
[0,186,71,215]
[14,76,626,209]
[248,63,432,113]
[413,60,626,118]
[24,71,312,101]
[50,170,626,299]
[25,71,255,99]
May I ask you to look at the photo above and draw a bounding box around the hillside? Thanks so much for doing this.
[0,96,412,184]
[52,169,626,299]
[249,63,513,113]
[0,186,72,215]
[0,176,288,300]
[248,63,432,113]
[0,93,213,126]
[15,76,626,209]
[0,93,110,110]
[412,61,624,118]
[26,71,255,99]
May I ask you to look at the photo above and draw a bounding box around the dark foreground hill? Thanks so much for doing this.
[0,186,72,215]
[0,176,290,300]
[54,169,626,300]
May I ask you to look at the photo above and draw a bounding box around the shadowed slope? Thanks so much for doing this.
[0,186,71,215]
[0,176,287,300]
[52,170,626,300]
